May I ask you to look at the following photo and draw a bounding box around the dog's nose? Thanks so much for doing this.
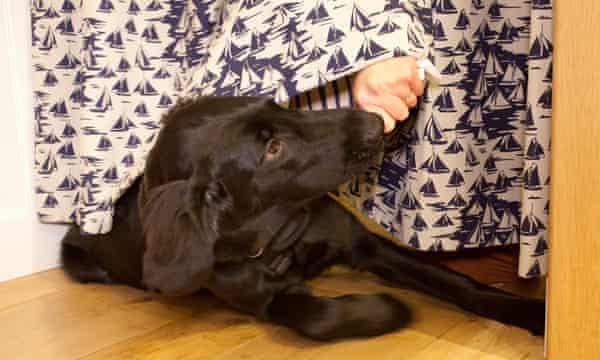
[355,111,385,143]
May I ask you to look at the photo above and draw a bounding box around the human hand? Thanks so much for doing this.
[352,56,425,133]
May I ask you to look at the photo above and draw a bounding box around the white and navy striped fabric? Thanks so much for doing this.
[32,0,551,278]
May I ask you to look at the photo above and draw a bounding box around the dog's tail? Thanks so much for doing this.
[60,226,112,284]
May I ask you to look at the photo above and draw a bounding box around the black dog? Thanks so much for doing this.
[61,97,545,340]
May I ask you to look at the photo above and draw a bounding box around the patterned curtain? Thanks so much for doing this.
[32,0,195,233]
[292,0,552,278]
[31,0,551,278]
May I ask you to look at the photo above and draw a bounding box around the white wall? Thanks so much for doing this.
[0,1,67,282]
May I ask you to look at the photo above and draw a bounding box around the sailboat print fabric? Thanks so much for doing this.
[31,0,428,234]
[31,0,551,278]
[32,0,193,234]
[289,0,552,278]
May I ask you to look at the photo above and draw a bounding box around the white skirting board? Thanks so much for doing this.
[0,1,67,282]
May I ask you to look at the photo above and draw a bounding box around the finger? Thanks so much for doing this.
[361,105,396,133]
[355,89,410,123]
[387,82,412,101]
[376,93,410,122]
[389,85,418,108]
[399,58,424,96]
[405,92,418,108]
[409,69,425,96]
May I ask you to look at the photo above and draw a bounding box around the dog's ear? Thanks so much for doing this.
[140,179,219,296]
[189,172,234,233]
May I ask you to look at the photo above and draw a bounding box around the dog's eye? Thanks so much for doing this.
[264,139,283,161]
[259,128,273,141]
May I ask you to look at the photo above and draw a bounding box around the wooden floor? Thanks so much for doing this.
[0,269,544,360]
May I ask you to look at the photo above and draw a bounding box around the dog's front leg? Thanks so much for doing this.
[207,262,410,340]
[266,288,410,340]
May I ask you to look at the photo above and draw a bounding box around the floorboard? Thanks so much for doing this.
[0,269,544,360]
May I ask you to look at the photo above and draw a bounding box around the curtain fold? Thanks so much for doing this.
[300,0,552,278]
[32,0,192,233]
[31,0,551,278]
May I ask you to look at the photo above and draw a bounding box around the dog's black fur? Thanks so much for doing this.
[61,97,545,340]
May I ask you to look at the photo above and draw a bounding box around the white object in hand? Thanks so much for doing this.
[416,59,442,84]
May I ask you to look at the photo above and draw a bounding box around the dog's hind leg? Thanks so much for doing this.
[60,226,112,284]
[347,229,545,336]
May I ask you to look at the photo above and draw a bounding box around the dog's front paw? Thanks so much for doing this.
[268,292,412,340]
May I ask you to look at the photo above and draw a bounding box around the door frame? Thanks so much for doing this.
[547,1,600,358]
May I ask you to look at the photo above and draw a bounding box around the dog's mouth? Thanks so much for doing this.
[345,141,384,175]
[267,208,311,253]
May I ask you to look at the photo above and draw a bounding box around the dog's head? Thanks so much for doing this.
[139,97,383,295]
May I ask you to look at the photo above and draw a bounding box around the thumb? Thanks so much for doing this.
[360,105,396,134]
